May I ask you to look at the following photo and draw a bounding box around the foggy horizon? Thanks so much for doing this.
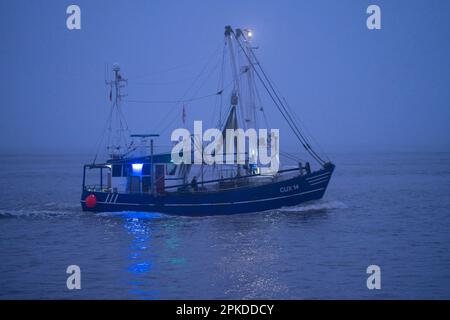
[1,0,449,155]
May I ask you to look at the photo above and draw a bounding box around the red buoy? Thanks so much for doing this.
[85,194,97,208]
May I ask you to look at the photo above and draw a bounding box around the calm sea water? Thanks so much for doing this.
[0,152,449,299]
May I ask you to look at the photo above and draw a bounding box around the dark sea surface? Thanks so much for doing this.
[0,152,449,299]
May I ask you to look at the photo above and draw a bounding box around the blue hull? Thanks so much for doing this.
[81,166,334,216]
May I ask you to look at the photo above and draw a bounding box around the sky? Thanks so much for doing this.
[0,0,449,155]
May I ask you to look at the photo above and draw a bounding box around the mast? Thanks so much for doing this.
[105,63,129,159]
[224,26,244,175]
[223,27,265,173]
[224,26,243,131]
[224,26,241,109]
[236,28,258,131]
[237,28,259,167]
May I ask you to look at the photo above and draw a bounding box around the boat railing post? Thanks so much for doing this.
[100,167,103,191]
[305,162,311,175]
[299,162,303,176]
[82,165,87,191]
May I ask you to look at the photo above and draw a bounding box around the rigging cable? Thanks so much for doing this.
[233,32,327,165]
[248,53,327,165]
[123,92,220,104]
[157,51,225,136]
[232,32,326,165]
[269,77,331,163]
[129,43,223,80]
[245,45,327,165]
[152,41,224,134]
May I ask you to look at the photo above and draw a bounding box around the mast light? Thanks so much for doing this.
[244,28,253,39]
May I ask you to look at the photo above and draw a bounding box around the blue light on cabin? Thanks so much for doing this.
[132,163,143,175]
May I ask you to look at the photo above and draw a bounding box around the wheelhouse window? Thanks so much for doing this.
[142,164,151,176]
[112,165,122,177]
[166,163,177,175]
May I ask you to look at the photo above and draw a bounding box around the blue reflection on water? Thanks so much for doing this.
[123,212,161,299]
[128,262,151,273]
[99,211,186,299]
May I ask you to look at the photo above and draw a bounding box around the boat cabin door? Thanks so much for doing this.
[155,164,165,193]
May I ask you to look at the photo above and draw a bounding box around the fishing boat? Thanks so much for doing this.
[81,26,335,216]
